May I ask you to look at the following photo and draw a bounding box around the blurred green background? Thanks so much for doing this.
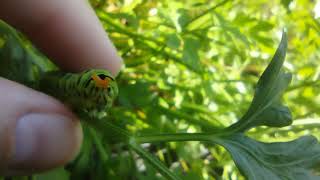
[2,0,320,179]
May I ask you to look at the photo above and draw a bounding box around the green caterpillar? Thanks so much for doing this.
[0,20,118,117]
[39,69,118,114]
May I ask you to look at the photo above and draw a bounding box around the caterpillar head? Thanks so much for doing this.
[91,72,118,97]
[84,69,118,111]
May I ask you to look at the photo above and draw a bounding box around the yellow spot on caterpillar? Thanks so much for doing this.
[91,73,110,88]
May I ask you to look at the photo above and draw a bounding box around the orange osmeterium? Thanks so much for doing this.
[91,73,110,88]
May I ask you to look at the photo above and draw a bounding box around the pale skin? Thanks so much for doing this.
[0,0,122,175]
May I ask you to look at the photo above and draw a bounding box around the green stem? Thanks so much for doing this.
[184,0,231,29]
[286,80,320,91]
[81,112,131,141]
[89,127,109,162]
[129,141,182,180]
[135,132,222,144]
[97,12,164,45]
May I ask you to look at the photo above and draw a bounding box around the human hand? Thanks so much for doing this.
[0,0,122,175]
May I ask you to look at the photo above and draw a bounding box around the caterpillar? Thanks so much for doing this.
[39,69,118,115]
[0,20,118,117]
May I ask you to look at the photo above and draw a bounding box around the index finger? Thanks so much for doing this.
[0,0,123,76]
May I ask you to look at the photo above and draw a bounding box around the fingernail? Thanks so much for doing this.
[11,113,80,169]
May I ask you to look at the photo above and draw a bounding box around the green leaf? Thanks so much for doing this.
[121,0,143,13]
[256,103,292,127]
[251,33,274,47]
[177,9,191,31]
[250,21,274,32]
[214,12,250,45]
[0,20,55,86]
[118,81,156,108]
[166,33,181,49]
[216,134,320,180]
[182,37,201,70]
[0,20,36,84]
[227,32,292,132]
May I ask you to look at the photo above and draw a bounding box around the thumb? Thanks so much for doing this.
[0,78,82,175]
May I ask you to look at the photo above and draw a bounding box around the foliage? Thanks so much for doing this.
[1,0,320,179]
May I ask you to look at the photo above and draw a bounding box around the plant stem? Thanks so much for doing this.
[135,132,222,144]
[184,0,231,29]
[81,113,131,142]
[129,141,182,180]
[89,127,109,162]
[287,80,320,91]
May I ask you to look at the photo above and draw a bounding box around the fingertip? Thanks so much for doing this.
[10,113,82,172]
[0,78,83,175]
